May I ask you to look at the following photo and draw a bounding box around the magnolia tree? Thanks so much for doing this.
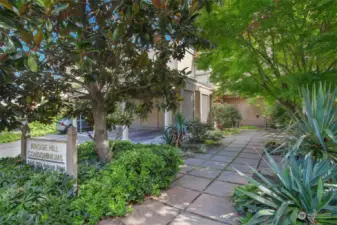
[0,1,67,131]
[1,0,214,162]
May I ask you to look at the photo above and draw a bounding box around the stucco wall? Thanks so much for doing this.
[223,97,266,127]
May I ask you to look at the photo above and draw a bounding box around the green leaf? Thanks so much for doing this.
[51,3,69,15]
[27,55,38,72]
[317,178,323,206]
[112,27,120,41]
[33,30,43,46]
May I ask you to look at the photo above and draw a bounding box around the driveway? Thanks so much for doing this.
[0,128,163,158]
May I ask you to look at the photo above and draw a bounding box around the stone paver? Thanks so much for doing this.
[184,158,206,167]
[174,175,212,191]
[170,212,225,225]
[216,151,238,157]
[179,165,195,174]
[204,181,238,197]
[217,171,249,185]
[202,160,228,170]
[153,186,200,210]
[186,193,238,224]
[112,130,267,225]
[226,163,255,173]
[210,155,234,163]
[232,157,260,167]
[188,167,222,179]
[122,200,179,225]
[193,153,214,160]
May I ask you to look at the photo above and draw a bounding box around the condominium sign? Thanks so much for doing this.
[27,139,67,171]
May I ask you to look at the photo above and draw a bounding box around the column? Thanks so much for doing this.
[164,109,173,128]
[122,101,129,140]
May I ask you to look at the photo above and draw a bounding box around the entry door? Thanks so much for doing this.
[201,94,210,123]
[182,90,194,121]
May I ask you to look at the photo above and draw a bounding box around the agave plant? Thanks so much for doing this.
[291,83,337,161]
[233,152,337,225]
[162,113,187,147]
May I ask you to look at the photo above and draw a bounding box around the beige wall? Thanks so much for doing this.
[223,97,266,127]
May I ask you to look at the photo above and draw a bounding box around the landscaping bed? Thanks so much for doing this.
[0,141,183,225]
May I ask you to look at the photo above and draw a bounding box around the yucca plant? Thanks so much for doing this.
[161,113,187,147]
[291,83,337,161]
[233,152,337,225]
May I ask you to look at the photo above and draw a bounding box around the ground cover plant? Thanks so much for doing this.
[233,152,337,224]
[0,121,57,143]
[0,141,182,225]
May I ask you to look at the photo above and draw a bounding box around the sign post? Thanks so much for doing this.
[25,127,78,182]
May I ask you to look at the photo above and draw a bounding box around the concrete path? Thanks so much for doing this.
[0,128,163,158]
[99,130,271,225]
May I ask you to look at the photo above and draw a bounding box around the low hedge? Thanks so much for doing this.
[0,141,183,225]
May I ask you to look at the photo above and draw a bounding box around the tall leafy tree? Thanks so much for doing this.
[196,0,337,110]
[1,0,213,162]
[0,1,67,131]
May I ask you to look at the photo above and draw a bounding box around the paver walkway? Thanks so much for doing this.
[99,130,272,225]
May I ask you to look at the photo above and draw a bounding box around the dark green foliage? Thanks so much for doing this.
[233,152,337,224]
[186,119,213,143]
[0,158,75,225]
[72,144,183,225]
[0,141,182,225]
[212,103,242,129]
[267,103,292,129]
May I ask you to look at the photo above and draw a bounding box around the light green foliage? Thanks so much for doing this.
[196,0,337,109]
[233,152,337,224]
[240,125,257,130]
[212,103,242,129]
[0,141,182,225]
[204,139,217,145]
[0,121,57,143]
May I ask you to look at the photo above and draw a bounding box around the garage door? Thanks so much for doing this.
[182,90,194,121]
[201,94,210,123]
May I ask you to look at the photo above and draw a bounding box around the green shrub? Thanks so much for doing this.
[186,119,213,143]
[0,141,182,225]
[212,103,242,129]
[0,158,75,225]
[233,152,337,224]
[72,145,182,224]
[204,139,217,145]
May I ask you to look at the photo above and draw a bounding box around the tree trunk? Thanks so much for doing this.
[91,94,111,163]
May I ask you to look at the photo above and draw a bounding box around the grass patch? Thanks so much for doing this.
[240,125,257,130]
[222,128,240,136]
[0,121,57,143]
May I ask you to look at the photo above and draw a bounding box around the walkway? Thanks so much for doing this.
[99,130,272,225]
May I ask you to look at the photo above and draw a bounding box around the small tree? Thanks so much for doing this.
[0,1,68,160]
[1,0,215,162]
[212,103,242,129]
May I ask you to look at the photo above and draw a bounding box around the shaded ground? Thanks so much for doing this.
[99,130,274,225]
[0,128,162,158]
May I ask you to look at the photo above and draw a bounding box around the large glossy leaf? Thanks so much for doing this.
[27,55,38,72]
